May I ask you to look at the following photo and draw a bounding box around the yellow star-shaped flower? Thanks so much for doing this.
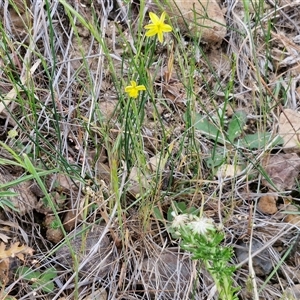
[144,11,173,43]
[125,81,146,98]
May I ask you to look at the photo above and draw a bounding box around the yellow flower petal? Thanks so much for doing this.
[161,24,172,32]
[145,28,157,37]
[125,81,146,98]
[130,89,138,98]
[144,24,155,30]
[160,11,166,23]
[144,11,173,43]
[149,12,160,24]
[136,85,146,91]
[130,80,137,87]
[158,31,163,43]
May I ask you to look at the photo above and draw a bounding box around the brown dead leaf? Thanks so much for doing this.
[279,109,300,153]
[159,78,186,106]
[164,50,174,83]
[157,55,186,109]
[128,166,149,197]
[98,101,117,120]
[128,149,172,197]
[0,259,9,285]
[0,242,34,260]
[63,209,82,232]
[52,173,74,193]
[262,153,300,191]
[0,242,6,258]
[0,172,37,216]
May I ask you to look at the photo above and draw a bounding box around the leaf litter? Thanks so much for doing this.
[1,0,300,299]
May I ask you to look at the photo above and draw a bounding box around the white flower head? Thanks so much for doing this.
[171,211,189,228]
[188,217,215,236]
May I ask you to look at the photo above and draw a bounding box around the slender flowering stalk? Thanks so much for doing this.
[144,12,173,43]
[125,81,146,98]
[170,212,239,300]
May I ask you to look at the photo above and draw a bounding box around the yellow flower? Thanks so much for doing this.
[144,11,173,43]
[125,81,146,98]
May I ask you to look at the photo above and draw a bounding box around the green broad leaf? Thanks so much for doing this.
[205,152,226,168]
[194,114,225,144]
[40,268,57,281]
[34,268,57,292]
[153,206,164,222]
[17,266,40,281]
[167,201,187,221]
[173,201,187,213]
[272,135,284,146]
[32,279,54,293]
[186,206,198,215]
[240,133,283,149]
[227,111,247,143]
[204,146,227,169]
